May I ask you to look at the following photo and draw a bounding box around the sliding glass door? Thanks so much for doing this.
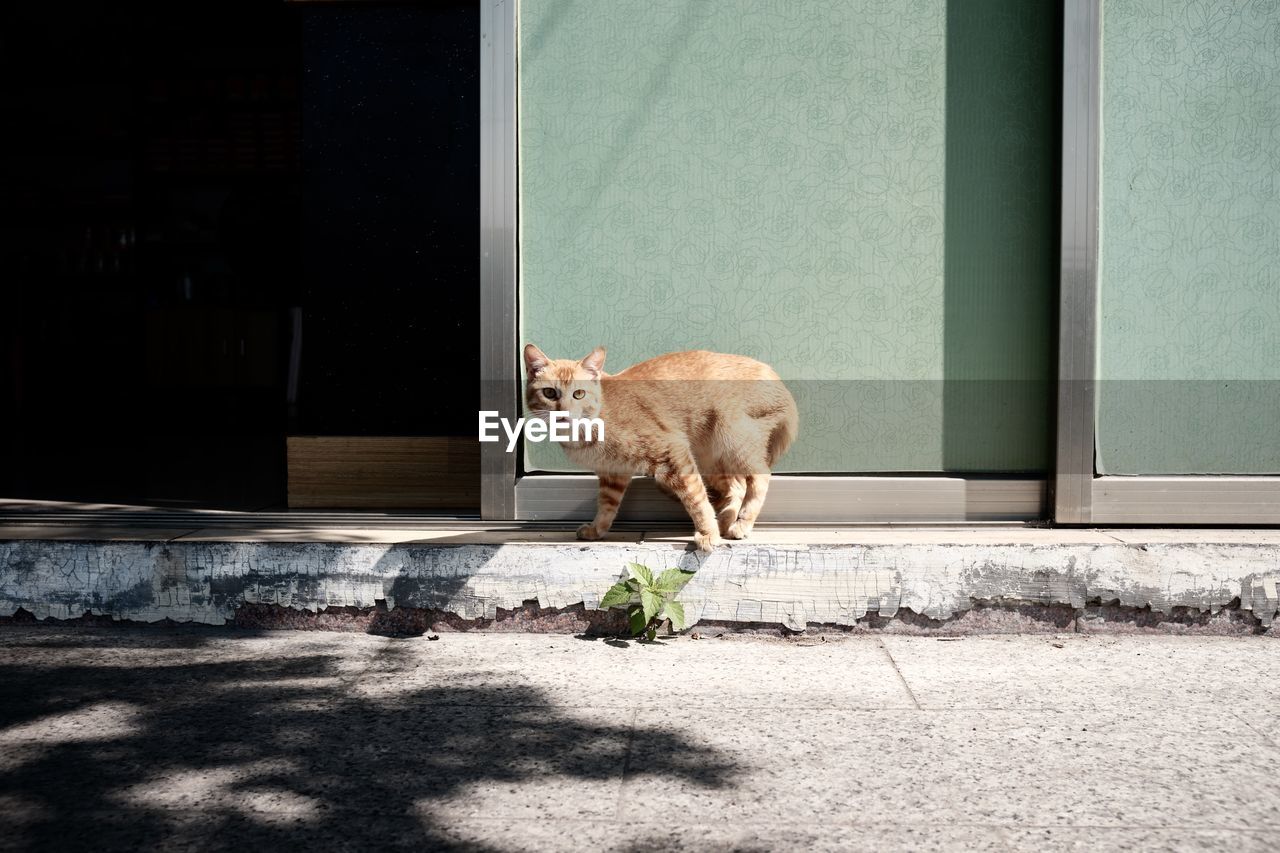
[486,0,1061,520]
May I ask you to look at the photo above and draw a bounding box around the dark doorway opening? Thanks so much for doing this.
[1,1,479,512]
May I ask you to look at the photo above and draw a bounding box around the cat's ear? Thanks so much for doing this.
[524,343,550,378]
[580,346,606,378]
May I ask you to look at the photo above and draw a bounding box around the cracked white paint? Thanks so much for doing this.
[1,540,1277,628]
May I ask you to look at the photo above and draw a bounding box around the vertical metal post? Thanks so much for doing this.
[1054,0,1101,523]
[480,0,518,519]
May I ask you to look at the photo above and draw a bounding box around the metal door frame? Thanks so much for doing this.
[1053,0,1280,525]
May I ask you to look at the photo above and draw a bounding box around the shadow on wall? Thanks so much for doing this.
[0,636,737,850]
[941,0,1061,475]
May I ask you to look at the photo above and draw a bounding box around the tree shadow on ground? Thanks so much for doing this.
[0,634,738,852]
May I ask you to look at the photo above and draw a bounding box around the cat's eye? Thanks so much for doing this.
[572,389,586,399]
[541,388,559,400]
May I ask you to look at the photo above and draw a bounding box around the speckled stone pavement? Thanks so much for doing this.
[0,627,1276,852]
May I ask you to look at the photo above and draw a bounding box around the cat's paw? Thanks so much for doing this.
[717,512,740,538]
[724,521,749,540]
[693,531,721,553]
[576,523,603,541]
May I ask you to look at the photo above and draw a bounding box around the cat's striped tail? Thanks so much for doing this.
[767,385,800,467]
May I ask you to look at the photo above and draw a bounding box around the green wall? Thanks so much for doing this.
[519,0,1058,473]
[1098,0,1280,474]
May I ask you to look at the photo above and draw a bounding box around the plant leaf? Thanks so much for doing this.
[655,568,696,594]
[640,589,662,622]
[646,627,657,642]
[628,605,647,636]
[626,562,653,588]
[663,600,686,630]
[599,581,635,609]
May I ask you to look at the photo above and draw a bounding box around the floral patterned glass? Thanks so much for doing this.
[1098,0,1280,473]
[519,0,1058,472]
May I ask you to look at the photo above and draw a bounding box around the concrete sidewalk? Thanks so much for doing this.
[0,628,1276,852]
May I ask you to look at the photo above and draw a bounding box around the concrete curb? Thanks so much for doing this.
[2,538,1277,633]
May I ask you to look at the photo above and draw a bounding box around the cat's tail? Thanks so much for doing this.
[767,385,800,467]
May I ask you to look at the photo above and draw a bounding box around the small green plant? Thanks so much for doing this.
[599,562,696,641]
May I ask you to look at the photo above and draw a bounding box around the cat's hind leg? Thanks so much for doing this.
[728,470,770,540]
[577,474,631,541]
[706,474,747,538]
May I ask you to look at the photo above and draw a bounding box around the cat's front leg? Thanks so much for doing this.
[577,474,631,542]
[655,462,721,553]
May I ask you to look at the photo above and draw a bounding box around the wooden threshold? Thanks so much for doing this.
[287,436,479,510]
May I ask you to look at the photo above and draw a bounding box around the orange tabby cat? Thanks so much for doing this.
[523,344,798,552]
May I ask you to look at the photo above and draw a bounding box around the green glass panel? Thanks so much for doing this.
[519,0,1058,472]
[1098,0,1280,474]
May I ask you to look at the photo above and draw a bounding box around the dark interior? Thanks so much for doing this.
[1,1,479,510]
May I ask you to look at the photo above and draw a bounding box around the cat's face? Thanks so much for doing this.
[523,343,606,422]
